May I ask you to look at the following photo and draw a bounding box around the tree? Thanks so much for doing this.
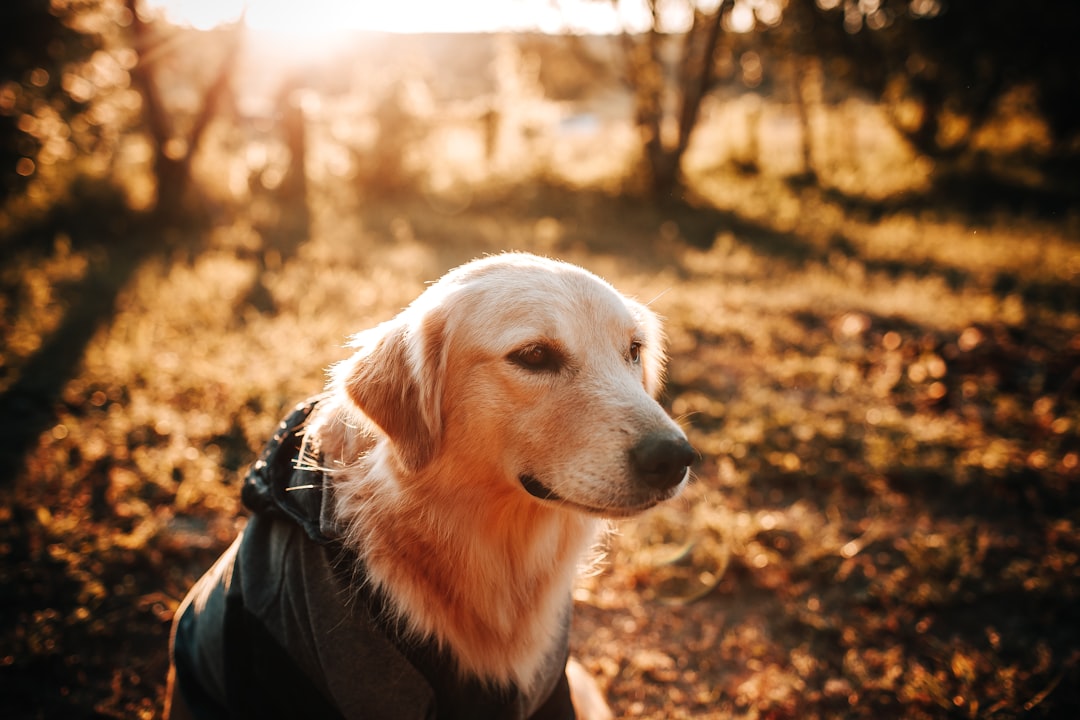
[614,0,733,199]
[122,0,242,223]
[828,0,1080,167]
[591,0,1080,200]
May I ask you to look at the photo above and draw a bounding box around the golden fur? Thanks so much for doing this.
[302,253,691,709]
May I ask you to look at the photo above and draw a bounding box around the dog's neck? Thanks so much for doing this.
[312,403,599,694]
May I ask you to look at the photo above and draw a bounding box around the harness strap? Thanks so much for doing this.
[242,396,576,719]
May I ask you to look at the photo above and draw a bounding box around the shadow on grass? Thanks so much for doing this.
[326,179,1080,322]
[0,214,188,480]
[0,189,156,482]
[462,181,1079,317]
[797,161,1080,225]
[0,171,313,483]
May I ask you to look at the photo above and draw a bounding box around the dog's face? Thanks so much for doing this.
[337,254,693,518]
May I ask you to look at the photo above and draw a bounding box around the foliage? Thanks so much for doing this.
[0,0,106,204]
[1,0,248,229]
[802,0,1080,167]
[590,0,1080,198]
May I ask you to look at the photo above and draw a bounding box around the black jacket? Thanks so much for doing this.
[170,397,576,719]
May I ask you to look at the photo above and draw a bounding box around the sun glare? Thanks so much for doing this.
[146,0,652,35]
[246,0,514,34]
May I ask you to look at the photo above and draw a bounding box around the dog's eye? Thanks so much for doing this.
[629,341,642,364]
[510,344,562,373]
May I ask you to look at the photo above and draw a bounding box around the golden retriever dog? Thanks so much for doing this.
[167,253,694,719]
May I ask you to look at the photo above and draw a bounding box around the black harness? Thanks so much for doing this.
[174,396,575,720]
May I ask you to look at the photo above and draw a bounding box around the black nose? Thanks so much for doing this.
[630,431,695,490]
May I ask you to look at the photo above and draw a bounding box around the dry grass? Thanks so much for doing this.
[2,100,1079,718]
[568,181,1080,717]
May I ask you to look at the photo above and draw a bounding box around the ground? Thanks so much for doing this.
[1,170,1079,718]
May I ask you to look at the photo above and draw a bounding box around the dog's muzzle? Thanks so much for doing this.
[518,430,694,509]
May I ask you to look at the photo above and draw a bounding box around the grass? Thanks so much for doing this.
[2,133,1079,718]
[564,171,1080,718]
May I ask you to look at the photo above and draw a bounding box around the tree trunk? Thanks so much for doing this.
[124,0,241,224]
[621,0,730,200]
[790,57,818,182]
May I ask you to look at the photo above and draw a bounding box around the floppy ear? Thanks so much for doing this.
[626,298,668,398]
[334,309,446,472]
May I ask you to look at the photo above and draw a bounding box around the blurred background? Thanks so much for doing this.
[1,1,1079,717]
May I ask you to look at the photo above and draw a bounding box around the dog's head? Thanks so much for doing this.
[335,253,693,517]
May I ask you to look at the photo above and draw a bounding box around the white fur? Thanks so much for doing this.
[306,253,690,704]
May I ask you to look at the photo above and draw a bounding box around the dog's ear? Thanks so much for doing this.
[335,309,446,472]
[626,298,667,398]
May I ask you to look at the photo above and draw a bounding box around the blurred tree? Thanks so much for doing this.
[585,0,1079,199]
[3,0,249,225]
[0,0,102,205]
[614,0,733,199]
[122,0,242,223]
[810,0,1080,169]
[352,78,432,196]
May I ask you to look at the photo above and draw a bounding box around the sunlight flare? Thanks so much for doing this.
[143,0,659,35]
